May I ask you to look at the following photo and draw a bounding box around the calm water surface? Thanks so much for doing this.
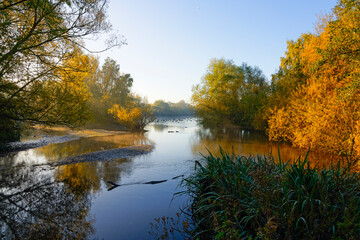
[0,118,339,239]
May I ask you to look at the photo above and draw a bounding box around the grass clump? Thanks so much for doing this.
[181,149,360,239]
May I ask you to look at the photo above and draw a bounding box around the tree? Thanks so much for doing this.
[151,100,194,116]
[152,100,172,116]
[98,58,133,108]
[172,100,195,116]
[86,57,134,126]
[108,96,155,131]
[266,0,360,157]
[85,57,151,131]
[192,58,269,129]
[192,59,243,125]
[0,0,124,143]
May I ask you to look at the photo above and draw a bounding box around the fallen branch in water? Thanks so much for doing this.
[106,174,185,191]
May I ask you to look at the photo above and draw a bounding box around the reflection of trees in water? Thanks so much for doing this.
[1,133,141,238]
[191,125,341,168]
[1,157,136,239]
[35,133,150,162]
[150,117,198,133]
[0,150,49,169]
[191,126,269,156]
[0,166,94,239]
[151,124,168,133]
[54,158,134,195]
[0,133,150,169]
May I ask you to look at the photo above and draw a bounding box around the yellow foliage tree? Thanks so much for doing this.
[85,57,134,127]
[108,97,155,131]
[267,0,360,158]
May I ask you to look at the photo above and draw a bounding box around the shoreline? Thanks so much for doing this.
[0,127,154,166]
[52,145,154,167]
[1,127,130,156]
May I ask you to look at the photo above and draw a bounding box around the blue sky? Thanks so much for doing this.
[86,0,337,103]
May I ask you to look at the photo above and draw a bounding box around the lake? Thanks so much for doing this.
[0,117,340,239]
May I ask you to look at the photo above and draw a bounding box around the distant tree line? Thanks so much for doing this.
[151,100,195,117]
[192,0,360,157]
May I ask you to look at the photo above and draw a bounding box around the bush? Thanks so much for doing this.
[181,150,360,239]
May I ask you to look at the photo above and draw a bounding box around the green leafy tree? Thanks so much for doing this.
[86,57,134,126]
[99,58,133,108]
[0,0,124,144]
[172,100,195,116]
[192,58,269,129]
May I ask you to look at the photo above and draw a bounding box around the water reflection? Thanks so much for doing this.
[0,150,49,169]
[0,118,350,239]
[0,133,150,168]
[0,165,94,239]
[191,125,342,168]
[0,132,144,239]
[0,157,138,239]
[37,133,150,162]
[152,124,168,132]
[55,159,134,194]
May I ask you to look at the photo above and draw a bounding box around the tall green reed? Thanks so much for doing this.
[180,148,360,239]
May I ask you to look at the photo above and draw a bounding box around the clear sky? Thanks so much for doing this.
[86,0,337,103]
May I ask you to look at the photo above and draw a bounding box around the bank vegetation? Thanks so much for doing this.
[192,0,360,159]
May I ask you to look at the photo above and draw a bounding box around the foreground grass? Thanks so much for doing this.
[179,150,360,240]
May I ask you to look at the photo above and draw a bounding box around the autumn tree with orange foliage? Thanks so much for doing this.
[267,0,360,157]
[108,96,155,131]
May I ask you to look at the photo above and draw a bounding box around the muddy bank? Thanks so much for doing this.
[51,145,154,166]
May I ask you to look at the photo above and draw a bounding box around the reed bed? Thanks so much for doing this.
[180,149,360,239]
